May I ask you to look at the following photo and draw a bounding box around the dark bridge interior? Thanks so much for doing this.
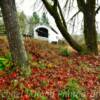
[36,27,48,38]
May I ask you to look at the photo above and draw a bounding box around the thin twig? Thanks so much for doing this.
[67,10,80,23]
[95,6,100,14]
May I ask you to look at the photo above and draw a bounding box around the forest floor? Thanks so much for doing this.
[0,36,100,100]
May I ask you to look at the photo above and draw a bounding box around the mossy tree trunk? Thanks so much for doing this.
[77,0,98,54]
[84,0,98,54]
[0,0,28,67]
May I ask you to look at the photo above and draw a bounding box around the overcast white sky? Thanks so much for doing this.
[16,0,35,16]
[15,0,100,35]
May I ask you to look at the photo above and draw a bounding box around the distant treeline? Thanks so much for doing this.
[0,24,5,34]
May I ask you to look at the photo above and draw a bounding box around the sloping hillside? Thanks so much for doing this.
[0,36,100,100]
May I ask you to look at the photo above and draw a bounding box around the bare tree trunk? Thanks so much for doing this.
[42,0,83,53]
[77,0,98,54]
[83,0,98,54]
[0,0,28,67]
[53,9,83,52]
[84,11,98,54]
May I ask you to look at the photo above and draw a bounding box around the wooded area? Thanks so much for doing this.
[0,0,100,99]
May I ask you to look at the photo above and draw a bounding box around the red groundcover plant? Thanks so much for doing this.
[0,39,100,99]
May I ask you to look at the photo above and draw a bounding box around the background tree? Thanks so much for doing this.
[0,8,2,17]
[29,12,40,36]
[18,11,27,35]
[0,0,28,67]
[0,8,5,34]
[32,12,40,25]
[28,17,34,36]
[41,12,49,25]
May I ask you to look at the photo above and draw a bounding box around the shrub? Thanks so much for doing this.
[0,53,12,71]
[24,87,47,100]
[38,61,46,69]
[20,66,32,77]
[59,47,71,57]
[59,78,86,100]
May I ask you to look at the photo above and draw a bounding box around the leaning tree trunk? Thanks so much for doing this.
[83,0,98,54]
[42,0,83,53]
[0,0,28,67]
[53,10,83,52]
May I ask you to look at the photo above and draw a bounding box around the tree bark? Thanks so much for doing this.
[83,0,98,54]
[77,0,98,54]
[84,9,98,54]
[0,0,28,67]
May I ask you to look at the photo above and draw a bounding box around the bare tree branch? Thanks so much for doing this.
[54,0,58,7]
[0,8,2,17]
[67,10,81,23]
[49,25,58,34]
[95,6,100,14]
[72,18,75,33]
[77,0,86,12]
[67,0,71,18]
[63,0,68,9]
[42,0,54,15]
[57,0,67,28]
